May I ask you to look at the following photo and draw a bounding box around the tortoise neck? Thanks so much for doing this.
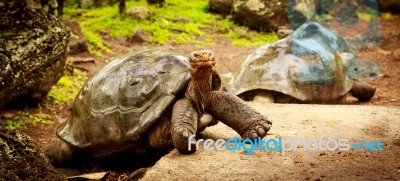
[186,73,212,115]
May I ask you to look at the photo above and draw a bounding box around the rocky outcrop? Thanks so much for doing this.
[62,19,88,55]
[232,0,288,30]
[0,0,70,109]
[209,0,288,31]
[126,6,152,20]
[0,127,64,180]
[128,28,151,44]
[209,0,234,17]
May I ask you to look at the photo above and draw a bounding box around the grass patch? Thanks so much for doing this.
[381,12,397,20]
[63,0,278,55]
[47,60,88,104]
[1,112,54,130]
[1,62,87,130]
[84,30,113,56]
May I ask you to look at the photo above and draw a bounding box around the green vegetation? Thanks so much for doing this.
[1,60,88,130]
[63,0,278,55]
[2,111,54,130]
[47,59,88,104]
[381,12,398,20]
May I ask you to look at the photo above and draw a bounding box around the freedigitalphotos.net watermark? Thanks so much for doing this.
[188,135,384,156]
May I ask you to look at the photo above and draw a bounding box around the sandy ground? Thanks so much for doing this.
[141,103,400,180]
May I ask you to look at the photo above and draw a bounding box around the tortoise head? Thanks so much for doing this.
[188,50,215,79]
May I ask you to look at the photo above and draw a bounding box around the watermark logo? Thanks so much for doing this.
[188,135,384,156]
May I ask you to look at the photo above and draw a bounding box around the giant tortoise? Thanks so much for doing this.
[46,49,272,166]
[222,22,376,104]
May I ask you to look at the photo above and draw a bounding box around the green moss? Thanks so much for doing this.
[84,29,113,56]
[63,0,279,53]
[0,61,89,130]
[3,119,29,130]
[226,26,278,46]
[381,12,397,20]
[358,12,372,21]
[1,112,54,130]
[47,62,88,104]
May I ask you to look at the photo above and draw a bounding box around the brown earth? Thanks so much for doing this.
[142,104,400,180]
[1,15,399,180]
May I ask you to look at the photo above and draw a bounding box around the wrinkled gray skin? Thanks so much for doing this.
[223,22,376,104]
[46,49,272,166]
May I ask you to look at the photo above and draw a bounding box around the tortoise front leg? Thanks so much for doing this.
[171,98,198,154]
[350,79,376,101]
[206,91,272,139]
[45,139,86,167]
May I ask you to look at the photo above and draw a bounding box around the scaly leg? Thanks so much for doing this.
[170,98,198,154]
[206,91,272,139]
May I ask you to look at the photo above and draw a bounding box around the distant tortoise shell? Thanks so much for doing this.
[57,49,193,156]
[223,22,356,102]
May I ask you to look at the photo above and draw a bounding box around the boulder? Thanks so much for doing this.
[231,0,289,31]
[232,0,288,30]
[62,19,88,55]
[209,0,289,31]
[79,0,94,8]
[208,0,234,17]
[126,6,152,20]
[172,16,191,23]
[0,127,64,180]
[0,0,70,109]
[128,28,151,44]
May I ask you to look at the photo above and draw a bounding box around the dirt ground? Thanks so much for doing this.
[142,104,400,180]
[1,15,400,180]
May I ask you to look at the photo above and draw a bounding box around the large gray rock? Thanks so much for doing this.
[62,19,88,55]
[0,127,64,180]
[232,0,289,30]
[209,0,289,30]
[209,0,234,17]
[0,0,70,109]
[126,6,152,20]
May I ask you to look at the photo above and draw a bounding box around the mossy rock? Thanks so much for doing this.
[209,0,289,31]
[232,0,288,31]
[0,127,64,180]
[0,0,70,109]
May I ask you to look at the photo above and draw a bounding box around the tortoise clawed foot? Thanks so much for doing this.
[171,128,197,154]
[45,140,72,167]
[350,79,376,101]
[171,98,198,154]
[242,118,272,140]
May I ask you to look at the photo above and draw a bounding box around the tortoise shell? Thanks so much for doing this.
[57,49,192,156]
[223,22,356,102]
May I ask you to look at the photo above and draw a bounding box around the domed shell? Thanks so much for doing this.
[223,22,356,102]
[57,49,191,156]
